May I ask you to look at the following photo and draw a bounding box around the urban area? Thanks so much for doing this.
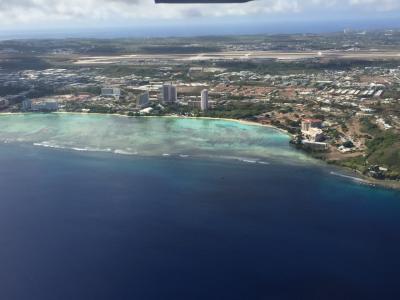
[1,30,400,184]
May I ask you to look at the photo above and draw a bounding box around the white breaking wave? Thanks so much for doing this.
[209,155,271,165]
[241,159,257,164]
[330,171,367,183]
[229,156,259,164]
[33,142,66,150]
[71,147,89,152]
[33,142,113,154]
[114,149,138,155]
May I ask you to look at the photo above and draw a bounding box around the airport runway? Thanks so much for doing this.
[72,50,400,65]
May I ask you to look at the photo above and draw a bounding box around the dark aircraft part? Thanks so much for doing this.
[156,0,252,3]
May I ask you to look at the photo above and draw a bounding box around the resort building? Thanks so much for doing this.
[136,91,150,108]
[303,127,325,142]
[101,87,121,100]
[301,119,322,132]
[31,100,59,112]
[201,89,209,111]
[301,118,325,143]
[302,141,328,151]
[161,84,177,103]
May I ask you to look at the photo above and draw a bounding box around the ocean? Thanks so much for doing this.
[0,114,399,299]
[2,16,400,40]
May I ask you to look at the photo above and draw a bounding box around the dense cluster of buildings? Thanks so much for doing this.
[15,81,210,114]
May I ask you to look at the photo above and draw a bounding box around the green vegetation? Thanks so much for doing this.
[365,130,400,174]
[334,118,400,179]
[334,156,367,174]
[214,60,400,75]
[0,56,50,71]
[203,102,271,120]
[59,86,101,95]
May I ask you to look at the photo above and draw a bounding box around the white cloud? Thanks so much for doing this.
[0,0,398,26]
[349,0,400,11]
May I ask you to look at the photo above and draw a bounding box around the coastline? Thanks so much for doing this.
[0,111,291,136]
[332,166,400,191]
[52,112,294,137]
[1,111,399,191]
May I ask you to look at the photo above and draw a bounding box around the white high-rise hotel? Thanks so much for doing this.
[201,89,209,111]
[161,84,177,103]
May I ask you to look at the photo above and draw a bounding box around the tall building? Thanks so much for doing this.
[201,89,209,111]
[137,91,150,108]
[170,85,177,103]
[22,99,32,111]
[161,85,170,103]
[161,84,177,103]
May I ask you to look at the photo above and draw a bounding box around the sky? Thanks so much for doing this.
[0,0,400,37]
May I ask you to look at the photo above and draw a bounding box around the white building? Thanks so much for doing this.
[101,87,121,100]
[161,84,177,103]
[201,89,209,111]
[31,100,59,112]
[136,91,150,108]
[140,107,154,115]
[302,141,328,151]
[301,119,325,143]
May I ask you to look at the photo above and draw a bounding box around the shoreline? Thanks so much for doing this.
[54,112,294,137]
[0,112,291,135]
[1,111,399,191]
[328,164,400,191]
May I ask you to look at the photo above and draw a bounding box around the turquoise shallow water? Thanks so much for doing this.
[0,113,313,164]
[0,113,399,300]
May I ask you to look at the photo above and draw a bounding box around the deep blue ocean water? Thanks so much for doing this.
[0,144,400,300]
